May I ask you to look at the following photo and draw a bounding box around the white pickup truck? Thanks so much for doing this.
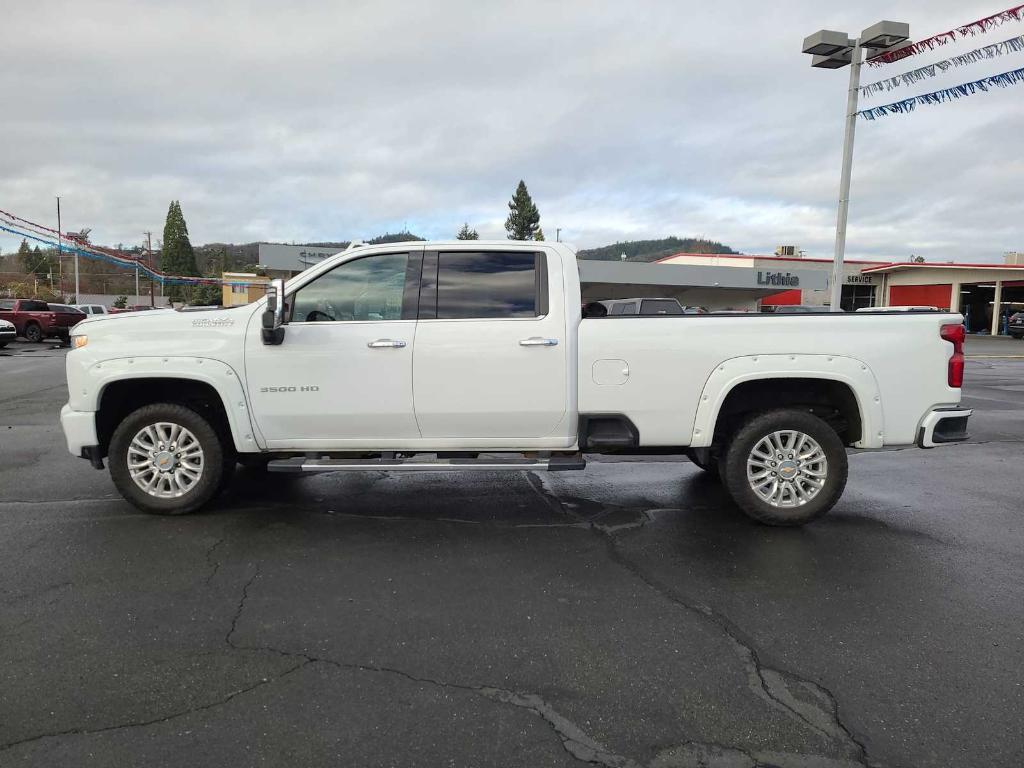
[60,241,970,526]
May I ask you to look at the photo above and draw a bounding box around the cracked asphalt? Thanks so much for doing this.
[1,341,1023,767]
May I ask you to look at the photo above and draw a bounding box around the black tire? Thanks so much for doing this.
[722,409,847,526]
[23,322,43,343]
[108,402,225,515]
[0,341,8,349]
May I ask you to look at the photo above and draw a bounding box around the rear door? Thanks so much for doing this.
[412,248,570,442]
[20,300,53,332]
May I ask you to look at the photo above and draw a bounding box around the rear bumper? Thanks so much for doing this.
[60,404,98,456]
[916,407,972,448]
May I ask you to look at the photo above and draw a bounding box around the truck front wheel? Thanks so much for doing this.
[722,409,847,526]
[108,403,225,515]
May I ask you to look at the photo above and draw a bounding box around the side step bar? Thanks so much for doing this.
[267,454,586,474]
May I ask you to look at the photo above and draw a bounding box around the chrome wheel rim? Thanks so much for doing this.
[746,430,827,508]
[127,422,204,498]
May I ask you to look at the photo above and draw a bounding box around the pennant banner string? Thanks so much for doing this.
[861,34,1024,96]
[0,215,259,287]
[868,4,1024,67]
[858,65,1024,120]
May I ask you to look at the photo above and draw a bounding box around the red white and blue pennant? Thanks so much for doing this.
[867,4,1024,66]
[857,4,1024,120]
[858,66,1024,120]
[860,34,1024,96]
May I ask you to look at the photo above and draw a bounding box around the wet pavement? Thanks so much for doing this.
[1,341,1022,767]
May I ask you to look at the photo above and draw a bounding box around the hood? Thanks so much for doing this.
[76,304,254,360]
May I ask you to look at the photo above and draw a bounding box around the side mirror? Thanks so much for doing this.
[261,278,287,345]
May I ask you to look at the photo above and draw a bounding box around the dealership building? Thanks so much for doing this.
[255,243,1024,335]
[656,252,1024,334]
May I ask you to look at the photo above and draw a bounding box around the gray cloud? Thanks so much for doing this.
[1,0,1020,262]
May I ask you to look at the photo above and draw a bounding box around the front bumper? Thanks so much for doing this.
[916,407,972,448]
[60,404,99,456]
[0,330,15,342]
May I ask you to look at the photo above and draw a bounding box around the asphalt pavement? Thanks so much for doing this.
[1,340,1023,768]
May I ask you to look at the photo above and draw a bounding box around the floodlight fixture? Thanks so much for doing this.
[802,29,853,56]
[860,20,910,50]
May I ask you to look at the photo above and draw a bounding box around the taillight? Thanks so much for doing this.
[941,323,965,388]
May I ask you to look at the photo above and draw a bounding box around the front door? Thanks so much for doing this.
[412,248,571,443]
[244,248,423,448]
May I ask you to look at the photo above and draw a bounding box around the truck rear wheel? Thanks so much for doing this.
[722,409,847,526]
[23,322,43,343]
[108,403,225,515]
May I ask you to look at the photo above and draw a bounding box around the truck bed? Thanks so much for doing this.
[578,312,964,448]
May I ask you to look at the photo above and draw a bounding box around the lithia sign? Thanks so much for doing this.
[756,271,800,287]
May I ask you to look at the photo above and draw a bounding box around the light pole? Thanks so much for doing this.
[802,21,910,311]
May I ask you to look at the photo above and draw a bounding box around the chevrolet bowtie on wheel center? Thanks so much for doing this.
[61,241,970,526]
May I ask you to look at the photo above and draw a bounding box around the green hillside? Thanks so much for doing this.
[577,237,737,262]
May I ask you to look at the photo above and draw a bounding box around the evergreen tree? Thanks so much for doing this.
[17,239,33,274]
[160,201,199,299]
[504,181,540,240]
[456,223,479,240]
[534,228,545,242]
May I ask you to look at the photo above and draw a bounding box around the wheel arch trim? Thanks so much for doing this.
[689,355,883,449]
[84,358,263,453]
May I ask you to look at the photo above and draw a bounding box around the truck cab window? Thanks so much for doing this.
[291,253,409,323]
[435,251,541,319]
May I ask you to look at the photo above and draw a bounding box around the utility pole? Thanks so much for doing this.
[555,228,561,243]
[56,197,62,298]
[145,232,154,306]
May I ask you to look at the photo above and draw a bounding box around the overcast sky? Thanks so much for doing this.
[1,0,1022,261]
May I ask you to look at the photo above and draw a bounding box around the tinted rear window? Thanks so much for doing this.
[0,300,14,311]
[436,252,540,319]
[640,300,682,315]
[22,300,49,311]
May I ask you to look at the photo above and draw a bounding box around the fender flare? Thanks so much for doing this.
[85,357,264,453]
[688,354,884,449]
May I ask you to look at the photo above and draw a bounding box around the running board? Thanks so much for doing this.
[267,455,586,474]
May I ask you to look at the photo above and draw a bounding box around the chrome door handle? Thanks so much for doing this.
[367,339,407,349]
[519,337,559,347]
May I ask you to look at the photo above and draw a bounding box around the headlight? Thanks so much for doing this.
[71,335,88,349]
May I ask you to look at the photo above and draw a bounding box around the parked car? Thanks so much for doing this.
[62,241,971,526]
[76,304,111,316]
[1010,311,1024,339]
[47,304,87,342]
[0,318,15,348]
[599,298,705,315]
[0,298,59,343]
[771,305,828,313]
[856,305,939,312]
